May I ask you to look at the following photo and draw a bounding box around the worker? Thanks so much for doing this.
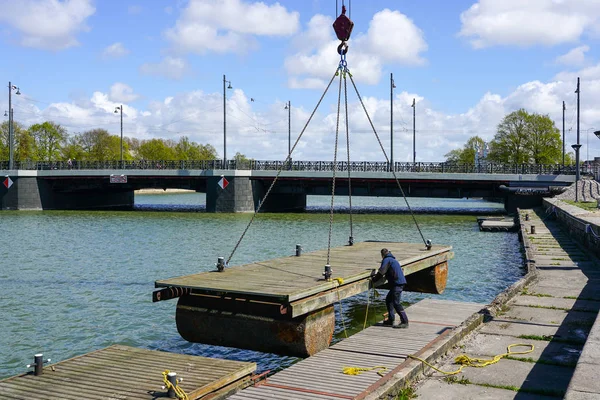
[371,248,409,329]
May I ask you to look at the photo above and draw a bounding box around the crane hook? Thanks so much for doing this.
[333,5,354,55]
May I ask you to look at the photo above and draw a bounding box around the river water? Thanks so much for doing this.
[0,194,523,379]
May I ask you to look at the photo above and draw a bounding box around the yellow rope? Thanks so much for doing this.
[407,344,534,375]
[363,287,371,330]
[162,370,189,400]
[333,277,348,338]
[343,366,388,377]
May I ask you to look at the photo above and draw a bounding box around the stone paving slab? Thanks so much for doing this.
[566,390,600,400]
[429,358,573,397]
[460,333,582,366]
[513,296,600,312]
[566,362,600,395]
[417,379,558,400]
[526,284,600,300]
[480,319,589,344]
[502,305,595,326]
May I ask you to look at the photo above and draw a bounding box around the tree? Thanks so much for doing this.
[488,109,529,163]
[0,120,30,161]
[75,129,130,161]
[444,136,485,164]
[526,113,561,164]
[137,138,176,160]
[29,122,66,161]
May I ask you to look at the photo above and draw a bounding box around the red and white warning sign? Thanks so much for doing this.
[3,177,13,189]
[218,176,229,189]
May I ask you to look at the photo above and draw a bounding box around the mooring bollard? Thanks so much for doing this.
[525,213,530,221]
[27,353,50,376]
[323,264,332,281]
[167,372,177,398]
[295,244,302,257]
[348,236,354,246]
[531,225,536,234]
[216,257,225,272]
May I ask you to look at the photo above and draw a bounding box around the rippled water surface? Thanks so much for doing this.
[0,194,523,378]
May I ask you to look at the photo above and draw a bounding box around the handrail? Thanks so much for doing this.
[0,159,584,175]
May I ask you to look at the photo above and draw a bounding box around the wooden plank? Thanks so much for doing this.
[0,345,256,400]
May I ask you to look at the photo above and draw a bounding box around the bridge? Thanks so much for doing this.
[0,160,578,212]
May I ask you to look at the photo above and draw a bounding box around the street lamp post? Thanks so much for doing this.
[572,144,582,202]
[223,74,232,168]
[411,98,416,166]
[7,82,20,170]
[390,73,396,171]
[284,101,291,158]
[114,105,123,167]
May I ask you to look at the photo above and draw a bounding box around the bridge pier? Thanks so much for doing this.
[205,176,306,213]
[1,175,134,210]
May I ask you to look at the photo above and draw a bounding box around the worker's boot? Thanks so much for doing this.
[394,322,409,329]
[382,319,394,327]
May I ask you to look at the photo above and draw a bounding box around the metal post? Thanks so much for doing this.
[8,81,13,170]
[412,98,416,166]
[26,353,50,376]
[167,371,177,398]
[562,101,566,168]
[390,73,394,171]
[223,75,227,167]
[120,105,123,167]
[288,101,291,158]
[295,244,302,257]
[576,77,581,194]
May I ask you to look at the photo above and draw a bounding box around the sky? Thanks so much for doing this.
[1,0,600,162]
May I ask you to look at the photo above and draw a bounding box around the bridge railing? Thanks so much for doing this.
[0,159,583,175]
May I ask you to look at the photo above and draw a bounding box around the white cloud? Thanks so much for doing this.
[285,10,427,87]
[0,0,95,50]
[139,57,191,80]
[459,0,600,48]
[102,42,130,59]
[165,0,300,55]
[109,83,140,103]
[555,45,590,66]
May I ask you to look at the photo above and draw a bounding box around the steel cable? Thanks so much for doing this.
[348,73,428,247]
[327,73,343,265]
[344,74,354,244]
[226,69,339,265]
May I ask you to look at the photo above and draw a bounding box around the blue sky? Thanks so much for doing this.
[1,0,600,162]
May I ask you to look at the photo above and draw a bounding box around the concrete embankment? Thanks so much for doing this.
[414,204,600,399]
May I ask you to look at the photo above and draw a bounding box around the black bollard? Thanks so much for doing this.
[348,236,354,246]
[295,244,302,257]
[167,372,177,398]
[525,213,530,221]
[323,264,332,281]
[531,226,536,234]
[27,353,50,376]
[216,257,225,272]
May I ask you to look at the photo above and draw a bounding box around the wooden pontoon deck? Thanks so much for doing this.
[0,345,256,400]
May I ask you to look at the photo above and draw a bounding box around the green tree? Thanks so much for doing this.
[444,136,485,164]
[137,138,176,160]
[488,109,530,163]
[526,113,561,164]
[198,143,218,160]
[175,136,202,160]
[29,121,67,161]
[75,129,130,161]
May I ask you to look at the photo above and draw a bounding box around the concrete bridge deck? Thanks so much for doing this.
[0,164,576,212]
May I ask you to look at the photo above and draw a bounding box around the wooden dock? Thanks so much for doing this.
[229,298,485,400]
[0,345,256,400]
[153,241,453,356]
[477,217,517,232]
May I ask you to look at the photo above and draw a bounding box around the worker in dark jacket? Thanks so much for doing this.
[371,248,409,328]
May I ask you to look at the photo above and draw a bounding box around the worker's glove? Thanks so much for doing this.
[369,269,377,280]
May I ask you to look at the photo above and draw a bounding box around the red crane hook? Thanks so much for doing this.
[333,5,354,55]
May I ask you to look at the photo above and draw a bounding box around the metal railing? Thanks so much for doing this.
[0,159,583,175]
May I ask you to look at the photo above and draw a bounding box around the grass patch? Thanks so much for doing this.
[518,334,554,341]
[523,304,570,311]
[550,262,561,265]
[394,386,417,400]
[497,304,511,316]
[477,383,564,398]
[504,356,577,368]
[443,375,470,385]
[518,334,585,345]
[564,200,598,212]
[551,257,569,261]
[564,295,600,302]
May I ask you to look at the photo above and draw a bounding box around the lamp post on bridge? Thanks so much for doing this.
[114,105,123,167]
[390,73,396,172]
[7,82,21,170]
[572,144,582,202]
[284,100,291,159]
[223,74,233,168]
